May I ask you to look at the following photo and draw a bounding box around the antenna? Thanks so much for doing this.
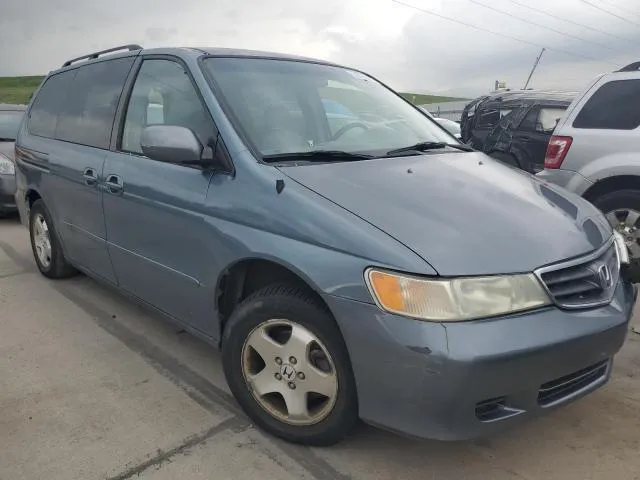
[523,48,545,90]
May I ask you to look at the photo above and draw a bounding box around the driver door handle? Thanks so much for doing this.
[82,167,98,186]
[104,174,124,195]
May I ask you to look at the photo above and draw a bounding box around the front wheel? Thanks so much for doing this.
[222,284,358,446]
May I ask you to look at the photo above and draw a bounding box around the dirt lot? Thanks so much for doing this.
[1,217,639,480]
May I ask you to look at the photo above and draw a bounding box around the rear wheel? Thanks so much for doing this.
[222,284,358,446]
[592,190,640,258]
[29,199,77,279]
[592,189,640,281]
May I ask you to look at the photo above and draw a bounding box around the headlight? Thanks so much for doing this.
[0,154,15,175]
[365,269,551,322]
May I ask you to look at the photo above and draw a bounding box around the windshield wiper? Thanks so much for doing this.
[263,150,374,163]
[386,141,474,157]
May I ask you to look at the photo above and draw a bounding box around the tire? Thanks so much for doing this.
[222,284,358,446]
[592,189,640,281]
[29,199,77,279]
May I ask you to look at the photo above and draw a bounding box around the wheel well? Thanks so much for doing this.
[217,259,331,334]
[26,189,41,209]
[583,175,640,202]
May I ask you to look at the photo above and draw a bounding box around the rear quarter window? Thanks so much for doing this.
[573,79,640,130]
[56,57,135,149]
[28,71,75,138]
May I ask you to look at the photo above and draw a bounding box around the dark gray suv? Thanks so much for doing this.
[14,45,636,446]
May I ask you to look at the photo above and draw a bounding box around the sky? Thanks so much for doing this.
[1,0,639,97]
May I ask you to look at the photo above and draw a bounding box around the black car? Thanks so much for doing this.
[0,104,26,215]
[460,90,576,173]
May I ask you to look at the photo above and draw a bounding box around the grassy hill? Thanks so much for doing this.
[0,76,45,104]
[398,93,465,105]
[0,76,465,106]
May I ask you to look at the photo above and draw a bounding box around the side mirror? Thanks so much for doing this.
[141,125,203,164]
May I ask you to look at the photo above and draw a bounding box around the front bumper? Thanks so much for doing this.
[326,280,635,441]
[0,174,16,213]
[536,168,593,197]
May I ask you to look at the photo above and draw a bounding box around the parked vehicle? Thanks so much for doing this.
[461,90,575,173]
[537,62,640,277]
[418,107,462,139]
[15,45,635,446]
[0,104,26,216]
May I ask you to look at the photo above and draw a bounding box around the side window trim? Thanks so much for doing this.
[113,54,219,156]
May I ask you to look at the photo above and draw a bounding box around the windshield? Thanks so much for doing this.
[0,110,24,141]
[203,58,456,158]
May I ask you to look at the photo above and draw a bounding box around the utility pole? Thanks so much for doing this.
[523,48,545,90]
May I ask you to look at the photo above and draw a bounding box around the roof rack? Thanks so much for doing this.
[62,44,143,67]
[617,61,640,72]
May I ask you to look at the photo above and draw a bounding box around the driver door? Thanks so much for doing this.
[102,57,219,333]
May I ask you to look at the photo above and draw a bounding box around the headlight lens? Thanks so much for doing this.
[366,269,551,322]
[0,154,15,175]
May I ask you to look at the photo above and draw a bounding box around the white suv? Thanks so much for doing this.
[537,61,640,270]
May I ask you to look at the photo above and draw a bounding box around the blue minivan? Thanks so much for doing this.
[14,45,636,446]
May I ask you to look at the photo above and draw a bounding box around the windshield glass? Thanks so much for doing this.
[203,58,456,157]
[0,110,24,141]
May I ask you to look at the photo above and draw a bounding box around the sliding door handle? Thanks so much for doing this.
[104,174,124,195]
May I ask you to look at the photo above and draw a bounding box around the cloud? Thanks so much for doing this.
[1,0,638,96]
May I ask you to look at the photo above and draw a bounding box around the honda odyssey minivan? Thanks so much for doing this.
[14,45,636,446]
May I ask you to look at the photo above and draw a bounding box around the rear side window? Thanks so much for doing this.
[519,106,566,133]
[56,58,135,149]
[28,71,75,138]
[573,79,640,130]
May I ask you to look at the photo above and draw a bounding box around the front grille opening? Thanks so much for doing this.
[538,360,609,407]
[538,244,619,309]
[475,396,507,421]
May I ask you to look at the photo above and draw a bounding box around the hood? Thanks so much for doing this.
[0,141,15,161]
[279,152,611,276]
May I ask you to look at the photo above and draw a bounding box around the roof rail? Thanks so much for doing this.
[62,44,143,67]
[617,61,640,72]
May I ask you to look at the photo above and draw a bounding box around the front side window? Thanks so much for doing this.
[573,79,640,130]
[56,58,135,149]
[203,58,453,157]
[121,59,216,155]
[0,111,25,141]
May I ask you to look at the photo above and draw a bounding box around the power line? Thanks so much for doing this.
[468,0,622,53]
[593,0,640,20]
[578,0,640,28]
[390,0,618,66]
[503,0,640,46]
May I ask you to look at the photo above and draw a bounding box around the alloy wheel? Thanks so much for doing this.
[606,209,640,259]
[241,319,338,426]
[32,213,52,269]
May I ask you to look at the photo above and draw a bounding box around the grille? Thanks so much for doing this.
[536,242,619,309]
[538,360,609,406]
